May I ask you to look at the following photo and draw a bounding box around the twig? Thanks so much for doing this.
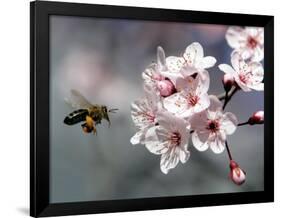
[217,86,237,101]
[238,121,249,126]
[222,87,239,110]
[225,140,233,161]
[238,121,264,126]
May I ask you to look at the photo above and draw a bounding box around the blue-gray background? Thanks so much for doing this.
[50,16,264,203]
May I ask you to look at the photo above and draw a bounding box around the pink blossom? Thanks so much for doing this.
[226,26,264,62]
[130,85,162,145]
[161,42,216,85]
[219,51,264,92]
[163,71,210,118]
[190,95,238,153]
[145,111,190,174]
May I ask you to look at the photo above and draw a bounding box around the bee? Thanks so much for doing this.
[63,89,118,134]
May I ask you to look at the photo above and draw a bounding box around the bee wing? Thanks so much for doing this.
[64,89,93,109]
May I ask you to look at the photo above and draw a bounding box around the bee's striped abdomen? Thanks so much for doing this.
[63,109,89,125]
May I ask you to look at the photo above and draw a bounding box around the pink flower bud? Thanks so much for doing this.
[157,79,175,97]
[248,110,264,125]
[223,74,235,92]
[152,72,164,81]
[229,160,246,185]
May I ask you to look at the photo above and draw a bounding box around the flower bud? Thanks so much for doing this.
[152,72,164,81]
[229,160,246,185]
[157,79,175,97]
[248,110,264,125]
[222,74,235,92]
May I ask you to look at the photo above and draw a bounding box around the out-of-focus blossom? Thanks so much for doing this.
[219,51,264,92]
[248,110,264,125]
[130,85,162,145]
[226,26,264,62]
[190,95,238,154]
[229,160,246,185]
[145,111,190,174]
[163,71,210,118]
[161,42,216,85]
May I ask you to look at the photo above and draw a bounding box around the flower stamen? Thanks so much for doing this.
[247,36,258,49]
[206,120,220,133]
[137,111,155,123]
[187,94,199,106]
[170,132,181,146]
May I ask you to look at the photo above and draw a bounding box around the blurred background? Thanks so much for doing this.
[50,15,264,203]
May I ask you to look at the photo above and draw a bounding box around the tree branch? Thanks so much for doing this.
[217,86,237,101]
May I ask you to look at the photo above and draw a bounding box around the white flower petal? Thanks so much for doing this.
[239,48,252,60]
[249,62,264,82]
[196,70,210,95]
[179,65,198,78]
[179,148,190,163]
[193,93,210,113]
[192,131,209,151]
[221,112,238,135]
[231,51,245,73]
[184,42,204,66]
[166,56,185,73]
[226,26,247,48]
[245,27,259,38]
[160,70,183,86]
[131,100,151,128]
[249,82,264,91]
[198,56,217,69]
[175,76,195,92]
[208,95,222,112]
[130,130,146,145]
[218,64,236,76]
[209,137,225,154]
[157,46,167,70]
[157,110,188,133]
[145,126,169,155]
[163,93,186,115]
[190,111,208,130]
[252,46,264,62]
[160,148,180,174]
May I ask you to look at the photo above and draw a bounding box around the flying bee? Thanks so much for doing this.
[63,89,118,134]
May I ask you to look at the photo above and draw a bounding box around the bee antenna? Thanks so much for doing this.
[109,108,118,113]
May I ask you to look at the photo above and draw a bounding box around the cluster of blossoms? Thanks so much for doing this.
[131,26,264,185]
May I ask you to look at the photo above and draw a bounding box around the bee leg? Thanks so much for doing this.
[81,123,91,133]
[86,115,97,135]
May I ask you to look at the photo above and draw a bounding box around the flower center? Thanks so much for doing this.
[207,120,220,133]
[170,132,181,146]
[187,94,199,106]
[239,71,253,85]
[239,73,248,84]
[247,37,258,49]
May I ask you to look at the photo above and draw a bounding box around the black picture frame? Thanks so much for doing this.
[30,1,274,217]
